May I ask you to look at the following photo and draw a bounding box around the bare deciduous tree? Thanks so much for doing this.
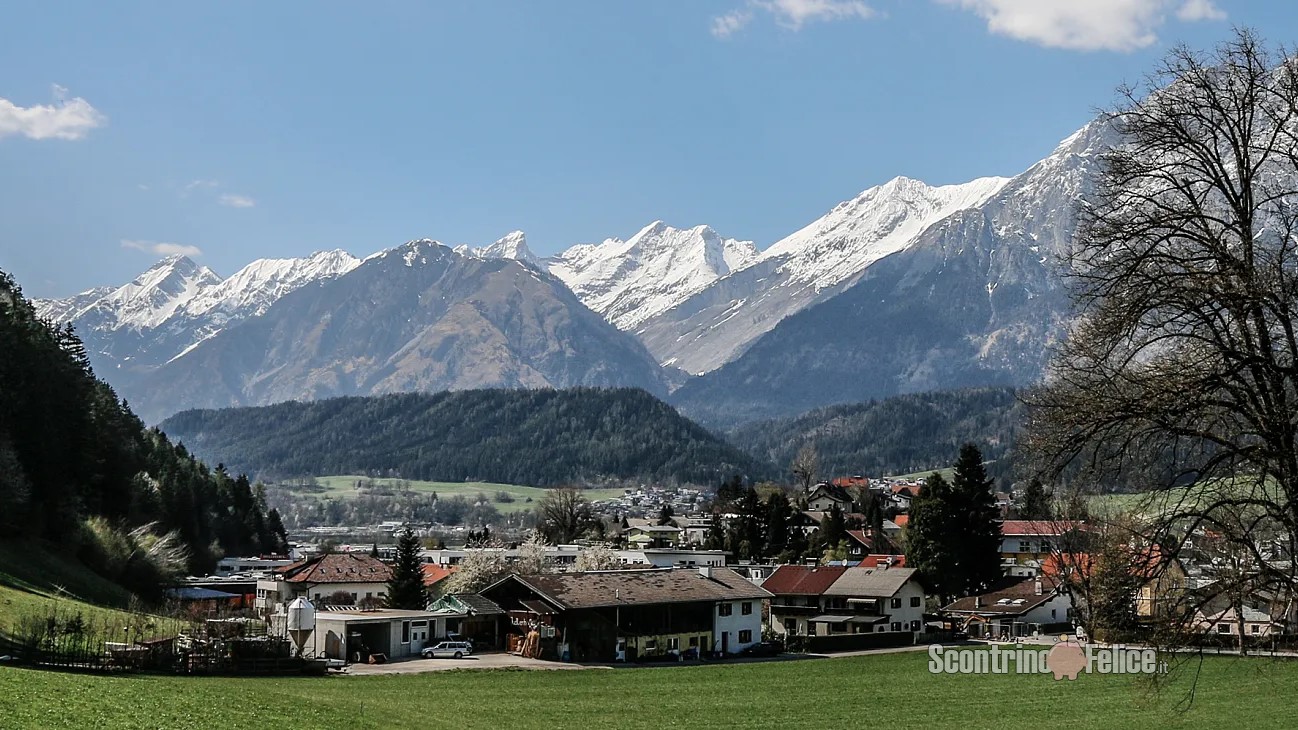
[1026,29,1298,649]
[791,443,819,492]
[536,487,597,544]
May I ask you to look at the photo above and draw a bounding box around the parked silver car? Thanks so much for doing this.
[421,641,473,659]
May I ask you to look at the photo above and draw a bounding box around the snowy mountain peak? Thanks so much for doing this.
[470,230,538,264]
[547,221,759,331]
[760,174,1011,290]
[184,249,360,321]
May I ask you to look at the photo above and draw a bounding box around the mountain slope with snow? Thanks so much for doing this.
[126,239,670,422]
[544,222,759,330]
[633,175,1010,374]
[34,250,360,378]
[670,122,1109,424]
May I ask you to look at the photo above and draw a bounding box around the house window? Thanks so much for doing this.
[739,630,753,643]
[645,639,657,650]
[741,602,753,615]
[667,637,679,650]
[891,622,902,632]
[1252,625,1261,634]
[1019,540,1032,553]
[890,598,902,609]
[719,603,733,617]
[1218,623,1231,634]
[1051,609,1057,620]
[402,621,410,643]
[910,596,921,608]
[909,620,921,632]
[876,625,887,633]
[1039,540,1052,553]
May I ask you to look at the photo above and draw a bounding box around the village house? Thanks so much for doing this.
[478,566,771,661]
[943,575,1073,639]
[806,482,854,512]
[998,520,1083,573]
[844,529,902,558]
[256,553,392,615]
[1196,606,1284,639]
[764,564,925,638]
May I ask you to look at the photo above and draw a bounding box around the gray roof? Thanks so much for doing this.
[823,567,918,598]
[452,593,505,615]
[496,567,771,610]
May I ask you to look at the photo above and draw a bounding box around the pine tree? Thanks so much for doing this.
[764,491,792,557]
[905,472,960,601]
[949,443,1003,595]
[1016,478,1052,520]
[386,527,426,609]
[704,513,726,551]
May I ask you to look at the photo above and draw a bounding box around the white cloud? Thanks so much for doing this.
[121,239,204,257]
[218,193,256,208]
[712,0,875,37]
[1176,0,1225,22]
[0,84,106,141]
[940,0,1226,52]
[712,9,754,38]
[181,179,220,196]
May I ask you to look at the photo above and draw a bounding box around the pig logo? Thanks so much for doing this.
[1047,635,1087,680]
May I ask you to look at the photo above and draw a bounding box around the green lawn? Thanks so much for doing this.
[291,475,627,513]
[2,651,1295,729]
[886,467,955,482]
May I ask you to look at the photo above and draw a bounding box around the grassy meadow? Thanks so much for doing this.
[294,475,628,513]
[2,650,1296,729]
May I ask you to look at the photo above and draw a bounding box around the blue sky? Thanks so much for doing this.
[0,0,1283,297]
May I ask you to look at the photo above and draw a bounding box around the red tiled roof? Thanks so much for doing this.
[891,484,920,496]
[761,565,848,596]
[831,476,869,489]
[422,564,456,588]
[859,554,906,568]
[278,553,392,584]
[999,520,1083,537]
[893,515,909,527]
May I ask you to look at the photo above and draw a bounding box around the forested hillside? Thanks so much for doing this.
[726,387,1022,483]
[160,389,768,486]
[0,270,286,596]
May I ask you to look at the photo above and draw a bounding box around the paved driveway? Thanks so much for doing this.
[345,652,595,675]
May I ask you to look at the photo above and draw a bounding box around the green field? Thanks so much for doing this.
[886,467,955,482]
[285,476,627,513]
[2,650,1295,729]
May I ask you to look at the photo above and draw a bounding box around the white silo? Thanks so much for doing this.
[286,597,316,657]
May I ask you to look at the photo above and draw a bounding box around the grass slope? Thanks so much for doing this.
[0,542,146,633]
[301,476,627,513]
[2,652,1296,729]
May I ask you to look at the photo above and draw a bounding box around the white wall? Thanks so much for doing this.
[714,599,762,653]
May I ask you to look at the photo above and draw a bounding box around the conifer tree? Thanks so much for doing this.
[386,527,426,609]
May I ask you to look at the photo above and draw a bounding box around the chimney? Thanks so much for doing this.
[974,596,982,609]
[1034,580,1043,596]
[699,566,713,579]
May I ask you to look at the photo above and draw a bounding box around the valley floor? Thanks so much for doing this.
[3,650,1296,729]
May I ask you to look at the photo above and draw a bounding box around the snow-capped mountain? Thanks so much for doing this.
[670,122,1109,424]
[127,239,669,422]
[456,230,539,265]
[633,175,1010,374]
[35,250,360,374]
[544,222,759,330]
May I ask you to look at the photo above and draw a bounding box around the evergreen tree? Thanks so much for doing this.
[818,503,846,549]
[949,443,1002,595]
[728,488,765,560]
[1016,478,1052,520]
[704,513,727,551]
[764,491,792,557]
[656,504,675,526]
[905,472,960,601]
[386,527,426,609]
